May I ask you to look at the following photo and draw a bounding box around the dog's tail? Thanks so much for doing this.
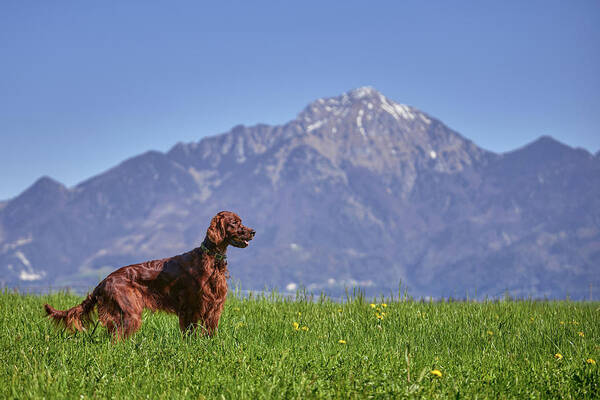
[44,293,97,332]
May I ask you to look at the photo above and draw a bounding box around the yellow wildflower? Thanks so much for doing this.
[559,321,564,325]
[370,303,376,308]
[487,331,494,336]
[578,331,585,337]
[301,326,309,331]
[430,369,442,377]
[338,308,343,313]
[338,339,346,344]
[554,353,563,360]
[376,314,384,320]
[381,303,387,308]
[587,358,596,365]
[292,322,299,330]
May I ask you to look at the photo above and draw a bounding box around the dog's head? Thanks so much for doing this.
[206,211,255,248]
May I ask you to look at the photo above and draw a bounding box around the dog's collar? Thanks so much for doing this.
[200,239,227,262]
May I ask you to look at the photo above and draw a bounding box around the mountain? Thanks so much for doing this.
[1,87,598,299]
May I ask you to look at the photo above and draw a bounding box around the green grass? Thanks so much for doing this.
[1,290,598,399]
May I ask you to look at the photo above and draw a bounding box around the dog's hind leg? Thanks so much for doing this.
[97,296,142,340]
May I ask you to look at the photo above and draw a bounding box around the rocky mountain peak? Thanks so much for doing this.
[163,88,492,194]
[500,136,594,171]
[291,87,490,179]
[297,86,432,128]
[525,135,573,152]
[348,85,381,99]
[2,176,70,231]
[16,176,69,202]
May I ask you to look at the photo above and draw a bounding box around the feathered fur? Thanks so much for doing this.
[44,211,255,340]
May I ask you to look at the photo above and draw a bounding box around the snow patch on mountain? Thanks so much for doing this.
[356,109,366,137]
[2,236,33,252]
[19,270,44,281]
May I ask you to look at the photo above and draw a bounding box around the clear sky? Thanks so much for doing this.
[1,1,599,200]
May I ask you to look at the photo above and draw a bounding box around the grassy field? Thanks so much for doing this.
[1,289,598,399]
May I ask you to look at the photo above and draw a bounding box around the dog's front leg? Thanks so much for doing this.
[178,311,201,336]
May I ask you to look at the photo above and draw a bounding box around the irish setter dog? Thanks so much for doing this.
[44,211,255,340]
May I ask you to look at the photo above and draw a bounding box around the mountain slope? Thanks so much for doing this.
[1,87,598,298]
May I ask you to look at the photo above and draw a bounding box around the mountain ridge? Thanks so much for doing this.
[1,87,598,299]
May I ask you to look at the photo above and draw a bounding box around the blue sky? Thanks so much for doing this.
[1,1,599,200]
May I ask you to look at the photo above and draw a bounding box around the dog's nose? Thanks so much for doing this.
[250,229,256,237]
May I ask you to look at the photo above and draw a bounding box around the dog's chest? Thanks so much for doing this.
[194,266,227,300]
[210,270,227,292]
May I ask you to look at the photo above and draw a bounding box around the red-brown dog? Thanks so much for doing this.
[44,211,255,339]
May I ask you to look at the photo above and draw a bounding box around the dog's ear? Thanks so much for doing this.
[207,214,226,245]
